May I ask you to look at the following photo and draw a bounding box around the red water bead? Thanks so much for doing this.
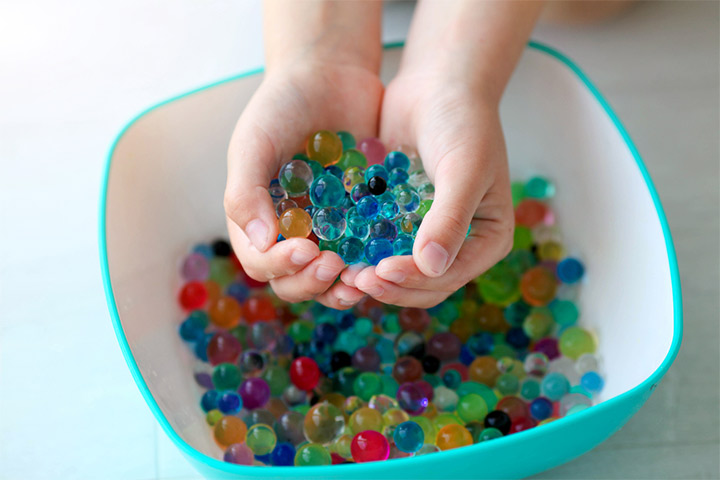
[520,267,557,306]
[209,296,242,328]
[207,331,242,366]
[413,380,435,402]
[509,417,537,434]
[229,252,242,271]
[243,272,268,289]
[439,362,468,382]
[356,296,383,317]
[426,332,462,361]
[242,295,276,323]
[293,195,312,209]
[307,231,320,246]
[515,199,549,228]
[290,356,320,391]
[533,337,560,360]
[331,453,347,465]
[351,430,390,463]
[179,281,207,310]
[392,356,423,384]
[398,308,431,333]
[277,305,297,326]
[497,396,529,422]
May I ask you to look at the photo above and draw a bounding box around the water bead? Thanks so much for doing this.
[384,151,411,171]
[356,195,380,219]
[580,371,604,394]
[397,382,428,415]
[483,410,511,435]
[392,234,414,256]
[380,201,400,220]
[426,332,462,362]
[307,130,343,167]
[538,241,565,262]
[242,295,276,323]
[294,443,331,466]
[357,138,386,166]
[244,424,277,456]
[214,416,247,447]
[351,430,389,463]
[353,372,383,401]
[520,266,557,306]
[559,392,593,416]
[388,168,410,188]
[312,207,346,241]
[342,166,365,193]
[181,253,210,282]
[392,420,424,453]
[352,346,381,372]
[476,262,521,307]
[576,353,600,375]
[557,257,585,283]
[559,326,596,359]
[290,357,321,391]
[223,442,254,465]
[278,159,314,197]
[524,176,556,199]
[393,356,424,383]
[218,391,242,414]
[365,164,389,183]
[309,174,345,207]
[239,350,265,376]
[399,212,421,235]
[369,217,398,241]
[515,199,549,228]
[349,407,384,434]
[351,182,371,203]
[179,281,208,310]
[275,411,306,446]
[541,372,570,401]
[303,402,345,444]
[336,131,356,150]
[270,442,296,466]
[523,308,554,340]
[364,238,393,265]
[495,373,520,395]
[338,149,368,171]
[239,377,271,410]
[179,311,209,342]
[550,299,579,326]
[212,363,243,391]
[435,424,472,451]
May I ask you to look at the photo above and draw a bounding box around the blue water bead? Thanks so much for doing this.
[179,311,209,341]
[467,332,494,355]
[276,334,295,355]
[379,201,399,221]
[459,346,476,366]
[376,337,396,363]
[218,391,242,414]
[393,234,414,256]
[541,372,570,401]
[338,194,354,214]
[395,186,421,214]
[312,207,346,241]
[226,282,250,304]
[394,420,424,453]
[557,257,585,284]
[192,244,213,258]
[506,327,530,349]
[369,217,398,241]
[365,164,389,182]
[309,174,345,207]
[277,234,285,242]
[356,195,380,219]
[365,238,393,265]
[384,151,411,172]
[313,323,339,344]
[325,165,344,180]
[346,215,370,240]
[504,301,531,327]
[580,371,604,394]
[194,333,213,361]
[255,453,272,465]
[388,168,410,188]
[338,237,365,265]
[351,183,371,203]
[200,390,220,412]
[270,442,295,466]
[529,397,553,420]
[338,313,356,330]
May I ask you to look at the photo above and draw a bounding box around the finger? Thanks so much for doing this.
[339,262,369,287]
[377,216,513,290]
[227,219,319,281]
[315,282,366,310]
[353,267,451,308]
[268,251,346,303]
[224,121,280,253]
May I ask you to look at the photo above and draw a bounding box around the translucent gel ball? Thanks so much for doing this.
[294,443,332,466]
[278,159,315,197]
[214,416,247,447]
[435,424,473,451]
[303,402,345,444]
[351,430,390,463]
[312,207,346,241]
[349,407,384,434]
[306,130,343,167]
[559,326,596,360]
[456,393,488,423]
[223,442,254,465]
[309,174,345,207]
[246,424,277,456]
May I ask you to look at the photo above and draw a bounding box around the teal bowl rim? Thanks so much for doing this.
[98,40,683,476]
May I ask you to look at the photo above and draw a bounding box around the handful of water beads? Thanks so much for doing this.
[177,173,604,467]
[272,131,433,265]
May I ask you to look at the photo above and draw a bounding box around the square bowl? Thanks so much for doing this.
[100,42,682,479]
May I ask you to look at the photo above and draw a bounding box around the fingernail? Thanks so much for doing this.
[361,285,384,297]
[338,297,356,306]
[291,248,317,265]
[420,241,449,275]
[316,264,339,282]
[378,269,405,284]
[246,219,269,251]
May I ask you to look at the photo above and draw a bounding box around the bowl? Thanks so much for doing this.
[100,42,682,479]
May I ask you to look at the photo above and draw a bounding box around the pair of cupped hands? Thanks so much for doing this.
[224,51,515,311]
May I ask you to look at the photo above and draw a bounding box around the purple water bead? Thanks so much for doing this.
[426,332,462,361]
[352,346,382,372]
[181,252,209,281]
[238,377,271,410]
[194,371,214,389]
[224,443,254,465]
[357,138,387,166]
[397,382,428,415]
[533,337,560,360]
[413,380,435,403]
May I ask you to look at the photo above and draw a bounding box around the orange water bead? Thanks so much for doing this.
[469,356,501,387]
[476,304,509,333]
[496,395,529,422]
[278,208,312,239]
[205,280,222,303]
[293,195,312,209]
[515,199,549,228]
[266,397,289,418]
[520,266,557,306]
[214,416,247,447]
[243,294,277,323]
[435,424,473,450]
[306,130,343,167]
[449,316,478,343]
[392,356,424,384]
[209,295,242,328]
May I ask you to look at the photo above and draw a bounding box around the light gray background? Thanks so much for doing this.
[0,1,718,479]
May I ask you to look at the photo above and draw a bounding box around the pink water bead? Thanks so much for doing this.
[181,252,210,281]
[357,138,386,166]
[224,443,254,465]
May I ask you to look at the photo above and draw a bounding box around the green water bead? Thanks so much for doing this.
[337,149,368,171]
[212,363,242,390]
[495,373,520,395]
[294,443,331,466]
[513,226,533,251]
[433,413,463,430]
[511,181,526,206]
[457,382,498,410]
[302,159,324,178]
[337,131,356,150]
[550,300,580,327]
[456,393,489,423]
[262,365,290,396]
[559,327,596,360]
[381,313,401,333]
[424,374,441,388]
[229,324,248,347]
[354,317,374,337]
[288,320,314,343]
[246,424,277,455]
[476,261,521,307]
[293,404,311,415]
[208,257,234,287]
[520,378,541,400]
[318,238,342,252]
[435,301,459,325]
[335,367,360,397]
[380,374,399,397]
[524,176,556,199]
[206,409,223,426]
[477,427,503,442]
[411,416,436,443]
[491,343,518,360]
[353,372,383,401]
[505,249,537,275]
[523,307,554,340]
[416,199,433,217]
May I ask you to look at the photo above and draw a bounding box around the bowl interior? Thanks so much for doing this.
[103,46,676,459]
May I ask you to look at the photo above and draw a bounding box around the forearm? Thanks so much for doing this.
[401,0,544,104]
[264,0,383,73]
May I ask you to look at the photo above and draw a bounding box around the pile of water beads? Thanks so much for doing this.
[177,170,603,467]
[271,131,435,265]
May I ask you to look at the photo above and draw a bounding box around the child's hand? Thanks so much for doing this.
[224,59,382,309]
[343,68,515,308]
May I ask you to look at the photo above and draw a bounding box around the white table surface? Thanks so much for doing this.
[0,1,717,479]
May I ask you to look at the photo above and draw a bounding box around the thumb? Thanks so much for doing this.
[224,123,279,252]
[412,149,486,277]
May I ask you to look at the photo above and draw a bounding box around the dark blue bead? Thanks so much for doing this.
[506,327,530,349]
[226,282,250,303]
[275,334,295,355]
[255,453,272,464]
[338,313,356,330]
[271,442,296,466]
[325,165,344,179]
[529,397,553,420]
[179,316,206,342]
[293,342,313,358]
[200,390,220,412]
[557,257,585,283]
[218,391,242,414]
[459,346,475,366]
[467,332,494,355]
[313,323,339,344]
